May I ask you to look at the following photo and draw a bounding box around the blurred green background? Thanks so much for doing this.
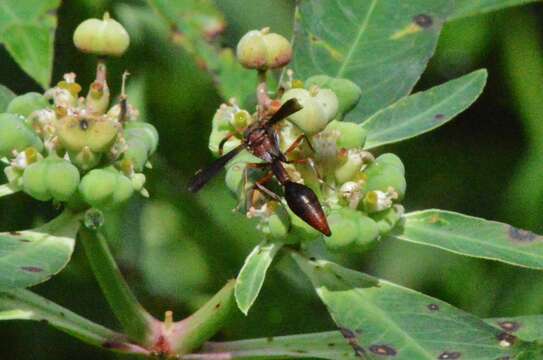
[0,0,542,358]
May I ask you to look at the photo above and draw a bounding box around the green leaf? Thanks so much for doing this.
[361,69,487,149]
[216,48,258,106]
[0,0,60,89]
[449,0,540,21]
[0,85,16,112]
[292,0,452,122]
[0,209,81,289]
[502,10,543,230]
[198,331,353,359]
[486,316,543,342]
[291,253,539,359]
[0,184,19,198]
[197,318,543,360]
[395,209,543,270]
[0,288,149,355]
[235,241,282,315]
[146,0,260,104]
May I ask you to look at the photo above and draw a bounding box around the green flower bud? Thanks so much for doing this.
[23,157,80,202]
[236,29,292,70]
[124,138,149,172]
[325,209,359,250]
[79,166,134,209]
[324,120,367,149]
[335,150,364,184]
[281,88,328,135]
[262,32,292,69]
[325,208,379,252]
[131,173,146,191]
[364,160,406,200]
[86,81,110,115]
[231,110,251,131]
[212,104,237,131]
[0,113,43,157]
[68,147,103,170]
[362,190,393,213]
[236,30,267,69]
[73,13,130,57]
[313,88,339,122]
[56,115,119,153]
[375,153,405,175]
[7,92,49,117]
[124,121,159,155]
[306,75,362,116]
[371,205,404,236]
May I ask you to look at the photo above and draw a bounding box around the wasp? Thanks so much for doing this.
[188,99,331,236]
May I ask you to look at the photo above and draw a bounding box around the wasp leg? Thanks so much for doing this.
[218,133,236,156]
[234,162,269,212]
[284,134,315,155]
[284,138,331,192]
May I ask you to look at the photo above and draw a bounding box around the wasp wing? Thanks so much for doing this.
[188,144,244,193]
[267,98,303,126]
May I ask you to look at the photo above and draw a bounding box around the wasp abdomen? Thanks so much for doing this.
[283,181,331,236]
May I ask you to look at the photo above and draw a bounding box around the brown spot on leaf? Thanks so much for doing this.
[497,332,517,347]
[339,327,356,339]
[370,344,397,356]
[102,341,130,351]
[353,345,366,357]
[9,231,21,236]
[438,352,461,359]
[266,337,274,343]
[214,303,221,309]
[413,14,433,28]
[428,303,440,311]
[21,266,43,273]
[434,114,446,121]
[498,321,520,333]
[508,226,539,243]
[328,343,335,347]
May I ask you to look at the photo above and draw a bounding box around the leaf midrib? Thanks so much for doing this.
[400,215,543,266]
[335,0,378,77]
[364,72,482,143]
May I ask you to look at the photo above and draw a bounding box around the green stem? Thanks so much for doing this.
[0,288,149,356]
[79,226,156,345]
[169,280,236,355]
[0,183,19,198]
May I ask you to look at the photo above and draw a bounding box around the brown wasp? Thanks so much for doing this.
[187,98,331,236]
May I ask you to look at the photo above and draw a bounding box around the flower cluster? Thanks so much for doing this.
[207,29,407,252]
[1,14,157,213]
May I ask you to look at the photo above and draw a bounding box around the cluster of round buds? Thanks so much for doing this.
[236,28,292,70]
[207,30,408,254]
[1,14,158,216]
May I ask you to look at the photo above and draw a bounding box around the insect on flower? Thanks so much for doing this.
[188,99,331,236]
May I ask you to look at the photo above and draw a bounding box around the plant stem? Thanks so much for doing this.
[168,280,236,355]
[0,288,149,356]
[79,226,156,346]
